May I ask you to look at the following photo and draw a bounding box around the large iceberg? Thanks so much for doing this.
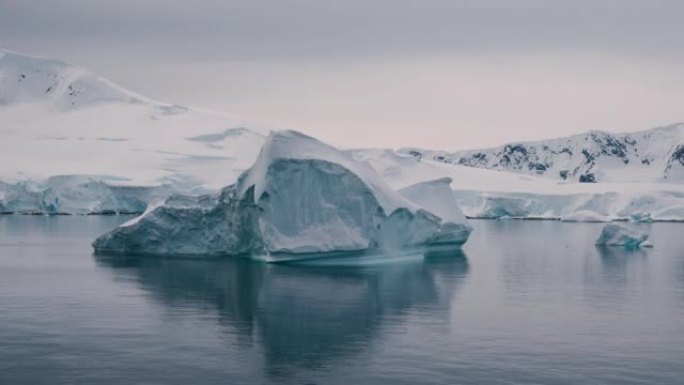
[595,223,652,248]
[93,131,472,259]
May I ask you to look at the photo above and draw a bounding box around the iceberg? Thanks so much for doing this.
[595,223,652,247]
[93,131,472,259]
[629,212,654,223]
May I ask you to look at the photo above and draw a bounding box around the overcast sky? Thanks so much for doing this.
[2,0,683,149]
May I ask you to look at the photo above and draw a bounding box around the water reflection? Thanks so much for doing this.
[596,246,650,283]
[95,252,469,376]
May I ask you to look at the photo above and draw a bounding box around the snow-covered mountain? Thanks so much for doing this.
[401,124,684,183]
[2,49,684,221]
[0,49,153,109]
[0,49,267,213]
[349,147,684,222]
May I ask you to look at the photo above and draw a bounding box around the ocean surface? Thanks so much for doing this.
[1,216,683,385]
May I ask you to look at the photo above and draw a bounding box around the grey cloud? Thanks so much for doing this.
[2,0,684,60]
[2,1,683,150]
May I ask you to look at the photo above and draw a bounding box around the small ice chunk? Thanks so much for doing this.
[629,212,653,223]
[595,223,651,247]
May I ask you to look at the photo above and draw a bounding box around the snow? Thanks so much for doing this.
[0,49,150,109]
[398,178,466,223]
[93,131,472,258]
[595,223,652,247]
[0,49,267,193]
[3,49,684,225]
[350,148,684,222]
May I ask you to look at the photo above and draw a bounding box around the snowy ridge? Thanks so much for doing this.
[93,131,472,258]
[0,49,153,110]
[0,49,268,214]
[401,123,684,183]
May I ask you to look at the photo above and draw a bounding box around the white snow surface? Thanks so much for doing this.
[595,223,651,247]
[0,49,266,192]
[93,131,472,258]
[350,148,684,222]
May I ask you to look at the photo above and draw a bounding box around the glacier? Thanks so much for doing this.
[93,131,472,259]
[595,223,652,248]
[0,49,266,199]
[0,176,171,215]
[349,148,684,222]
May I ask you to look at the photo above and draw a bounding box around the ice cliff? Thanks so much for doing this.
[93,131,472,259]
[0,49,266,196]
[0,176,168,215]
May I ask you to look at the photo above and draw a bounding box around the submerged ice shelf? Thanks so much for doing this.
[93,131,472,259]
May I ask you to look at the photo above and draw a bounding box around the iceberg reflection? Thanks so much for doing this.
[95,251,469,376]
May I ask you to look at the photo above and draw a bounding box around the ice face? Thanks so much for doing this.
[93,131,472,259]
[398,177,467,224]
[595,223,651,247]
[0,175,166,214]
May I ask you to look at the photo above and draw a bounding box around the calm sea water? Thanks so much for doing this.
[1,216,683,385]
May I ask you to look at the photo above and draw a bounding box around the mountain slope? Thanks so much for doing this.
[3,49,683,221]
[0,49,266,191]
[0,49,151,110]
[401,124,684,183]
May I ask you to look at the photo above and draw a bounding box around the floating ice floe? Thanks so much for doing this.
[595,223,652,248]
